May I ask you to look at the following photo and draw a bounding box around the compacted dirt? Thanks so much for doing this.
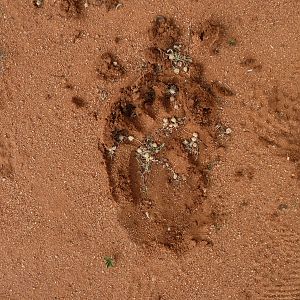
[0,1,299,299]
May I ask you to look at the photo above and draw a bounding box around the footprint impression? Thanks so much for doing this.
[101,17,222,252]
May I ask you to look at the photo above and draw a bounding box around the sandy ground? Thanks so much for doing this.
[0,1,299,299]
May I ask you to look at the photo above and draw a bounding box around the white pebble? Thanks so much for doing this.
[192,132,198,138]
[173,68,180,74]
[34,0,43,7]
[169,88,176,95]
[225,128,232,135]
[128,136,134,142]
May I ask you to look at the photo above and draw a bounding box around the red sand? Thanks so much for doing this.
[0,1,299,299]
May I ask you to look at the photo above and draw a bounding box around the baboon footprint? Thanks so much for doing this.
[101,17,222,253]
[102,62,220,252]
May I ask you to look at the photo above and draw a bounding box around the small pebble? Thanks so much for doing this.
[128,136,134,142]
[173,68,180,74]
[112,61,118,66]
[169,87,177,95]
[34,0,43,7]
[225,128,232,135]
[183,66,188,72]
[171,117,177,123]
[191,137,197,142]
[116,3,123,9]
[192,132,198,138]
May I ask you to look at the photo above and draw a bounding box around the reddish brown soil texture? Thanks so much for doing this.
[0,1,299,299]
